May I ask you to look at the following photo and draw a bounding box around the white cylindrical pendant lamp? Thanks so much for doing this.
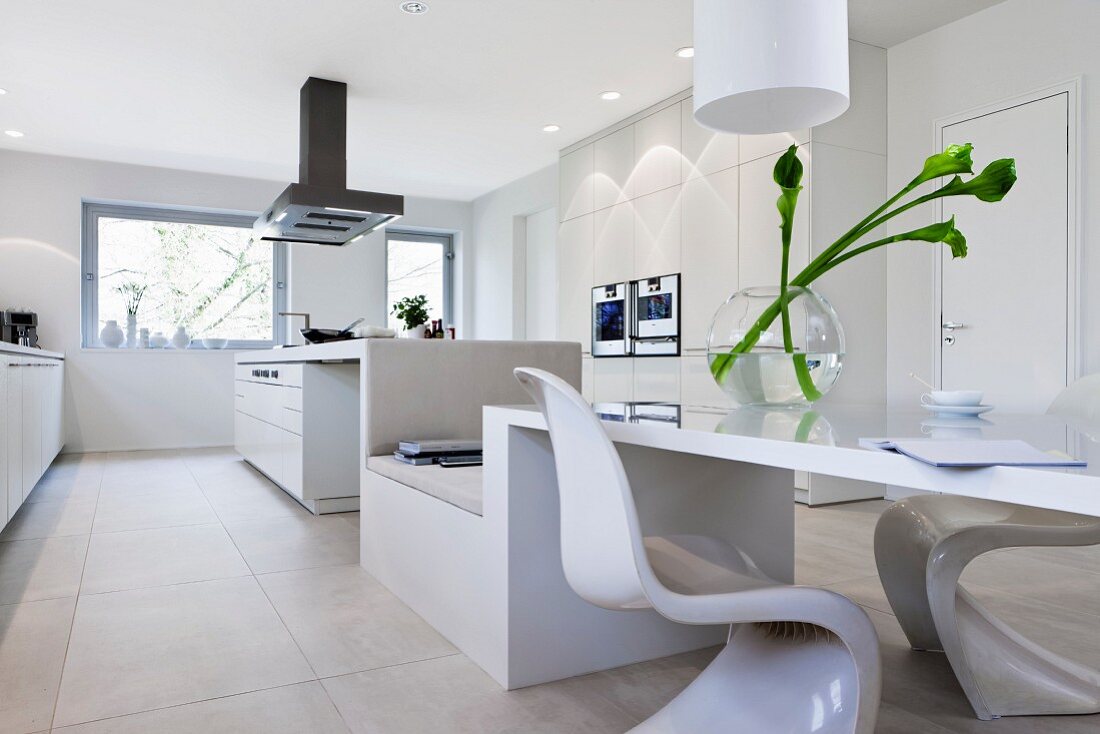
[693,0,850,134]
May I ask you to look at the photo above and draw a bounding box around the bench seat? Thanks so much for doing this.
[367,455,484,516]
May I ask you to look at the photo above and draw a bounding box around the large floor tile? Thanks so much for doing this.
[224,514,359,574]
[257,564,456,677]
[53,576,315,728]
[0,535,88,605]
[23,473,101,504]
[200,477,304,524]
[97,472,200,501]
[81,524,249,595]
[0,499,97,542]
[323,654,638,734]
[795,536,879,586]
[0,596,76,734]
[53,681,349,734]
[91,488,217,534]
[962,550,1100,618]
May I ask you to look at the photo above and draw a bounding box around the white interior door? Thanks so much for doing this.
[939,92,1071,412]
[525,208,558,340]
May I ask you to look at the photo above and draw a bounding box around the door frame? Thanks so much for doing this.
[932,77,1082,389]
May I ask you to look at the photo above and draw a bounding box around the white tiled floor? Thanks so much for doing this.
[1,449,1099,732]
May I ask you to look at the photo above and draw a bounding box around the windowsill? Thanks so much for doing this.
[80,346,270,354]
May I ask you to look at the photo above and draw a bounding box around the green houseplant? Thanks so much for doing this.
[392,295,430,338]
[708,143,1017,405]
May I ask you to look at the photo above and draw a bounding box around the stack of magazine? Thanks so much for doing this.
[394,439,483,467]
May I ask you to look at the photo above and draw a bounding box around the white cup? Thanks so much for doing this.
[921,390,984,407]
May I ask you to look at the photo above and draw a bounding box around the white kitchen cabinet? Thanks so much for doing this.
[634,358,681,403]
[6,359,23,520]
[22,364,42,500]
[681,168,739,350]
[633,104,681,197]
[593,358,634,403]
[581,356,594,403]
[593,202,633,286]
[680,355,728,409]
[738,146,810,289]
[0,352,65,529]
[234,363,358,514]
[557,214,594,352]
[633,186,681,280]
[681,98,739,180]
[740,129,810,164]
[559,144,594,221]
[594,126,634,210]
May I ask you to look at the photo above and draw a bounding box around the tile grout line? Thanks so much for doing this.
[183,454,325,686]
[46,459,106,731]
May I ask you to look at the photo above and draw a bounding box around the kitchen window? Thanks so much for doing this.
[385,230,453,331]
[81,202,287,349]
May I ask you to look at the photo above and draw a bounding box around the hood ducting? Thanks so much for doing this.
[255,77,403,246]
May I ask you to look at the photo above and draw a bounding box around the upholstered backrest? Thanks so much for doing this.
[1048,372,1100,425]
[515,367,651,612]
[363,340,582,456]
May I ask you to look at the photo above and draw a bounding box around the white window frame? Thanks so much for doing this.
[81,200,287,349]
[384,229,455,326]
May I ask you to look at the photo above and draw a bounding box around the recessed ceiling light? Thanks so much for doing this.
[400,1,428,13]
[542,124,560,133]
[675,46,695,58]
[4,130,23,138]
[599,91,622,101]
[0,88,7,95]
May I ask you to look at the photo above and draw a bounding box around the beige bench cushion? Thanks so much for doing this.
[367,455,484,516]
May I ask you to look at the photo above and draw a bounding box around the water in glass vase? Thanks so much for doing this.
[708,348,843,407]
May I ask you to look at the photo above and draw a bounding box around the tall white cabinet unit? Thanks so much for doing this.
[1,348,65,528]
[557,41,887,505]
[234,362,359,514]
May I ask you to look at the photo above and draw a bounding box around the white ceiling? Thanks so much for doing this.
[0,0,1004,201]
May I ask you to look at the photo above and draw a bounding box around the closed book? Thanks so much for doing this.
[392,452,437,466]
[398,439,482,455]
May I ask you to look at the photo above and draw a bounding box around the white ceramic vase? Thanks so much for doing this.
[403,325,426,339]
[170,326,191,350]
[100,320,124,348]
[125,314,138,349]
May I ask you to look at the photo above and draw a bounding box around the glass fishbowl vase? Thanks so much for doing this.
[706,286,845,407]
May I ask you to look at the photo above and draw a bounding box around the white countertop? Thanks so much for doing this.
[486,402,1100,518]
[0,342,64,360]
[234,339,372,364]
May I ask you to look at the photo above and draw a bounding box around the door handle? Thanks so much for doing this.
[941,321,967,331]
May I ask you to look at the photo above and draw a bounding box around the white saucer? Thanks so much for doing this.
[921,403,994,416]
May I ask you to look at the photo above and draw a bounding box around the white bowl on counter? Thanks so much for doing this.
[201,338,229,350]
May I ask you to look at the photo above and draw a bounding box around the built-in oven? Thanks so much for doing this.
[631,273,680,356]
[591,282,631,357]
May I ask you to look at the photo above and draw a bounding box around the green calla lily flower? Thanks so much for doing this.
[939,158,1018,202]
[911,143,974,186]
[773,145,804,189]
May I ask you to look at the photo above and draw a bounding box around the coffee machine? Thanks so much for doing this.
[1,310,39,348]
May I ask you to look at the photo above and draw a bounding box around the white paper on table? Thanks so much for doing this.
[858,438,1087,468]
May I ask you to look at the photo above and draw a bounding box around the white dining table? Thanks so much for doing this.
[473,400,1100,688]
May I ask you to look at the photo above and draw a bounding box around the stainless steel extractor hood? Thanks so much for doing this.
[254,77,403,246]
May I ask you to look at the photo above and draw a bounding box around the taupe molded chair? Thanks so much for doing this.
[875,374,1100,720]
[515,367,881,733]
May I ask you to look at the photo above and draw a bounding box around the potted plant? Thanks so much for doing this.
[708,143,1017,406]
[392,295,430,338]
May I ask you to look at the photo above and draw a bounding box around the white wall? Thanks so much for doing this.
[0,149,471,452]
[470,165,558,339]
[886,0,1100,409]
[288,196,472,341]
